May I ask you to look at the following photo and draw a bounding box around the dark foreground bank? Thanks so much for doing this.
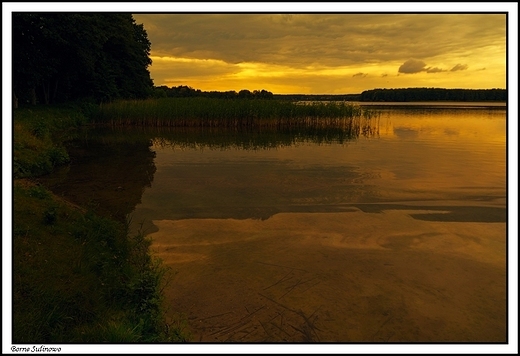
[12,104,190,342]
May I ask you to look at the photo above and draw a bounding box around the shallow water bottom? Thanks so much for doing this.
[149,207,506,342]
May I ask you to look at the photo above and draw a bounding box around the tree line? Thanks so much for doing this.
[167,87,506,103]
[12,13,153,107]
[152,85,274,100]
[359,88,506,102]
[273,94,361,101]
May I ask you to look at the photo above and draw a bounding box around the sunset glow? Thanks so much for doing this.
[133,12,508,94]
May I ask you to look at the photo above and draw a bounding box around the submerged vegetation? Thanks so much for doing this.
[94,97,377,128]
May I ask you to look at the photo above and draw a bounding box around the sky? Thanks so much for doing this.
[132,12,508,94]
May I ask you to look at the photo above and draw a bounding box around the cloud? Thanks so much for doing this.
[450,63,468,71]
[149,56,240,80]
[398,59,427,74]
[426,67,445,73]
[399,60,464,74]
[130,13,506,91]
[133,14,506,69]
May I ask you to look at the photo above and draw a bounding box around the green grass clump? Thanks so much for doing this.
[94,97,376,128]
[13,106,89,178]
[13,180,189,342]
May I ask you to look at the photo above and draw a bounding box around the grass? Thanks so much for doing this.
[13,180,191,342]
[13,105,88,178]
[13,180,190,343]
[94,97,377,128]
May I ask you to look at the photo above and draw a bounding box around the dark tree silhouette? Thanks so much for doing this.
[359,88,506,102]
[151,85,275,100]
[13,13,153,106]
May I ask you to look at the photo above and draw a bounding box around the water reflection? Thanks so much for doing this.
[115,115,379,151]
[38,106,506,228]
[140,107,506,342]
[38,106,507,228]
[37,128,157,222]
[38,118,379,224]
[36,107,507,342]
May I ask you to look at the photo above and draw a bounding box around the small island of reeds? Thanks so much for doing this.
[94,97,377,129]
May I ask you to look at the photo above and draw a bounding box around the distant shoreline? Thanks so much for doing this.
[353,101,506,107]
[274,88,507,103]
[153,86,507,104]
[273,95,507,103]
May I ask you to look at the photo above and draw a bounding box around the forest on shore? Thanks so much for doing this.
[151,86,506,102]
[357,87,506,102]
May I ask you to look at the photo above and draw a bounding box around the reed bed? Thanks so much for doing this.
[71,113,380,157]
[95,97,377,129]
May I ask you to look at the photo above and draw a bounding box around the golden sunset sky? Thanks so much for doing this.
[2,3,515,96]
[131,10,509,94]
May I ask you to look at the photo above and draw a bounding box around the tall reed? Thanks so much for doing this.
[94,98,378,129]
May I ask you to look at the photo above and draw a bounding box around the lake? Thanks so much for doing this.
[39,103,507,342]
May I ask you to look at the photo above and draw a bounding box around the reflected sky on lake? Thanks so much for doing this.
[37,105,507,342]
[134,107,507,343]
[129,107,505,234]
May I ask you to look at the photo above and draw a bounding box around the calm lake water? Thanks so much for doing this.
[40,103,507,342]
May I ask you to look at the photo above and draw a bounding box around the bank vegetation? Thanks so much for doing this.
[13,105,190,342]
